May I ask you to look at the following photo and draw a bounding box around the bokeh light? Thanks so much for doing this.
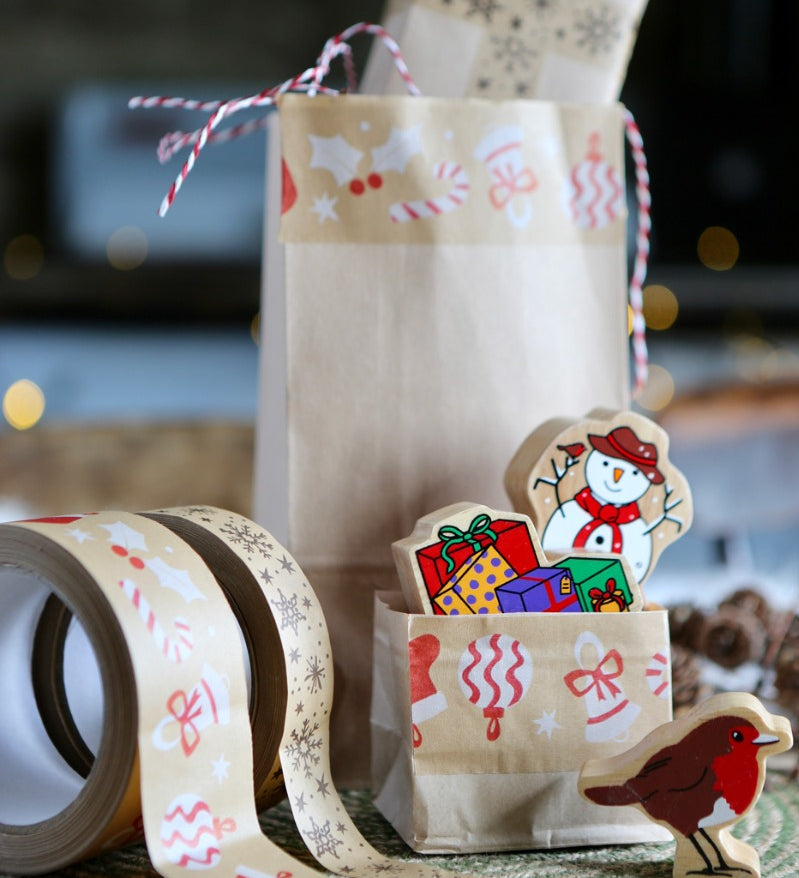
[106,226,148,270]
[697,226,739,271]
[250,312,260,345]
[636,364,675,412]
[728,334,773,382]
[722,308,763,338]
[642,284,679,330]
[3,379,46,430]
[4,234,44,280]
[759,348,799,381]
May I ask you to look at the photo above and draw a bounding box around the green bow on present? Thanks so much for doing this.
[437,514,498,574]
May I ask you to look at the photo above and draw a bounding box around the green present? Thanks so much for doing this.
[558,557,633,613]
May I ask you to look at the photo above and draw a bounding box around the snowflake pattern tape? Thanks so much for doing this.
[0,508,460,878]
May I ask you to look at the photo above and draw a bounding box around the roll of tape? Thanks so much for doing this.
[0,508,444,878]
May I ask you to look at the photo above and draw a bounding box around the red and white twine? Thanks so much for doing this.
[131,21,650,396]
[623,109,651,397]
[129,22,419,217]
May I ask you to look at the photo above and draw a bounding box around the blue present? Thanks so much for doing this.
[495,567,579,613]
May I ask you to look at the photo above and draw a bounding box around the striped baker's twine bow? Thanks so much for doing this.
[131,22,649,397]
[129,22,419,218]
[624,109,650,397]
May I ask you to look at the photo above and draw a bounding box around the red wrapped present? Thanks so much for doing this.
[415,513,541,613]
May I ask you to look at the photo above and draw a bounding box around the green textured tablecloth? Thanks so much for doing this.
[9,776,799,878]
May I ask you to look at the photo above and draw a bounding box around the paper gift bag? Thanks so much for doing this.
[361,0,650,102]
[371,590,673,852]
[254,88,639,783]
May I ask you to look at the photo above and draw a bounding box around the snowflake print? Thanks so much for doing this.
[284,717,323,778]
[218,519,274,558]
[271,588,306,636]
[573,4,621,54]
[184,506,216,518]
[466,0,503,22]
[527,0,560,16]
[304,654,326,693]
[491,34,538,73]
[305,816,344,859]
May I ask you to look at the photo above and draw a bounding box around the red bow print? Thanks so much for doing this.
[167,688,203,756]
[564,649,624,702]
[489,164,537,210]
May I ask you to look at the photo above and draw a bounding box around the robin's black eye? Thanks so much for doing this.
[732,730,744,742]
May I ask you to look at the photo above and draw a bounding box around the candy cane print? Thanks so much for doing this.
[118,578,194,662]
[388,160,469,222]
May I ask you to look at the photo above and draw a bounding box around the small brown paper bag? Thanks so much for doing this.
[361,0,650,102]
[255,90,636,783]
[371,591,673,851]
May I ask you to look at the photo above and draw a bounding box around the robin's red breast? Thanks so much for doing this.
[578,693,792,877]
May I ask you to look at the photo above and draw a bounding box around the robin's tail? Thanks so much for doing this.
[582,783,640,807]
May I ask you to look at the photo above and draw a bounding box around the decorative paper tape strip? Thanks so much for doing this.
[0,509,453,878]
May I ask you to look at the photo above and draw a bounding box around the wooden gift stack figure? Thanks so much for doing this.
[578,692,793,878]
[505,409,693,583]
[393,501,646,617]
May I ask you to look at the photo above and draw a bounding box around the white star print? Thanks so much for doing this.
[211,753,230,782]
[66,527,93,544]
[533,709,562,739]
[311,192,339,223]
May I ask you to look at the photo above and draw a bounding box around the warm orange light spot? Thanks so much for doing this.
[3,379,45,430]
[642,284,679,330]
[4,235,44,280]
[697,226,739,271]
[636,365,675,412]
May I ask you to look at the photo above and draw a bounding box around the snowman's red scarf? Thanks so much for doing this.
[572,487,641,554]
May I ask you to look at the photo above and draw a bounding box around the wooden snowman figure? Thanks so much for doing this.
[540,426,663,581]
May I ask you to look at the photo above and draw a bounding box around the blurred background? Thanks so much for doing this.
[2,1,799,608]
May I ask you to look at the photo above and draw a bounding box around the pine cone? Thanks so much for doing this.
[668,603,705,651]
[670,643,707,713]
[696,605,767,669]
[720,587,773,628]
[774,631,799,712]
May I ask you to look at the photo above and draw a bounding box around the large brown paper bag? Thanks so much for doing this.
[255,91,635,784]
[371,591,672,851]
[361,0,649,102]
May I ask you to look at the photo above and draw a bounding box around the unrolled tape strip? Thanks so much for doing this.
[0,507,449,878]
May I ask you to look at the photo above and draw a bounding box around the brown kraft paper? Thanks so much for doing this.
[371,591,673,852]
[255,93,632,784]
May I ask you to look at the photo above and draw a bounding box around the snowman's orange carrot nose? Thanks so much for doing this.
[613,467,624,482]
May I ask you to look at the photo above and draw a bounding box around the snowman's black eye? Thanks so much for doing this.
[603,461,609,467]
[632,470,639,476]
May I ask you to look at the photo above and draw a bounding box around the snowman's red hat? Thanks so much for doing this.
[588,426,664,484]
